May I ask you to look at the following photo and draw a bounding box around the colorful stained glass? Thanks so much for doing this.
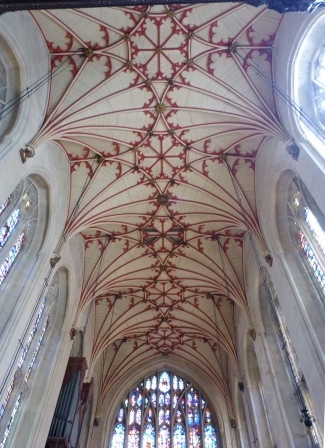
[24,317,49,382]
[189,426,201,448]
[299,231,325,294]
[0,379,14,421]
[111,371,218,448]
[18,299,46,369]
[158,409,164,425]
[0,209,19,249]
[151,376,157,390]
[0,286,51,427]
[129,409,135,425]
[151,392,156,407]
[128,426,140,448]
[204,408,212,424]
[112,423,125,448]
[143,424,155,448]
[204,425,217,448]
[174,424,186,448]
[304,208,325,255]
[0,197,10,216]
[159,372,170,393]
[0,233,24,286]
[146,407,154,423]
[176,410,183,423]
[158,425,170,448]
[0,394,21,448]
[290,179,325,299]
[117,408,124,422]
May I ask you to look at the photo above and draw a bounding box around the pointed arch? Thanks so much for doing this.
[0,176,49,314]
[287,176,325,304]
[0,268,69,447]
[109,370,221,448]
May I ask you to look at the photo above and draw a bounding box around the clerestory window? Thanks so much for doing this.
[261,268,321,447]
[0,274,59,448]
[287,177,325,303]
[292,11,325,158]
[110,371,219,448]
[0,179,38,286]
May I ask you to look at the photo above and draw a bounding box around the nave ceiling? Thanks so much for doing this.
[29,3,290,408]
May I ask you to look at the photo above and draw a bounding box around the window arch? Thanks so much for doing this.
[110,371,220,448]
[292,11,325,158]
[259,268,322,447]
[287,176,325,303]
[0,178,39,287]
[0,271,65,448]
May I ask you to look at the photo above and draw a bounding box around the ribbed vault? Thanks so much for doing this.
[29,3,289,410]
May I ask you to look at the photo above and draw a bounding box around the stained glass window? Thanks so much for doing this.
[288,178,325,299]
[0,395,21,448]
[110,371,219,448]
[0,233,24,286]
[261,270,321,447]
[0,197,10,216]
[0,300,50,423]
[0,273,58,447]
[0,209,20,249]
[0,179,38,287]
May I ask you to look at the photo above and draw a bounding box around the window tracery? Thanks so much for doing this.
[0,197,9,216]
[111,371,219,448]
[288,177,325,300]
[0,274,59,447]
[313,46,325,126]
[291,12,325,158]
[261,269,321,447]
[0,179,38,286]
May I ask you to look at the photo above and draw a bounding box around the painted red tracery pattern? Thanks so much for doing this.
[29,4,287,409]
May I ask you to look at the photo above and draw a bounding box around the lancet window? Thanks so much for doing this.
[0,179,38,286]
[111,371,219,448]
[288,177,325,301]
[261,269,321,447]
[0,274,59,448]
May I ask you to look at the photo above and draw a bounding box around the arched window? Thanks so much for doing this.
[292,11,325,158]
[0,178,38,286]
[243,335,273,446]
[287,177,325,302]
[260,268,321,447]
[0,273,60,448]
[313,45,325,126]
[0,36,20,143]
[110,371,219,448]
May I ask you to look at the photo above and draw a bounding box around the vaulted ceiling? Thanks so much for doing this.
[30,3,290,410]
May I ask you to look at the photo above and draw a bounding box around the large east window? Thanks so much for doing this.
[111,371,219,448]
